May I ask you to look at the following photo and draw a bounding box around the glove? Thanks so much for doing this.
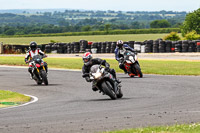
[105,67,110,72]
[119,57,124,60]
[82,73,89,78]
[85,77,92,82]
[25,61,29,64]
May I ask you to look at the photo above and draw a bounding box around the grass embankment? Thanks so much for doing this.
[105,123,200,133]
[0,34,169,44]
[0,56,200,75]
[0,90,31,108]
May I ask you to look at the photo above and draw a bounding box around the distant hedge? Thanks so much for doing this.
[0,28,180,38]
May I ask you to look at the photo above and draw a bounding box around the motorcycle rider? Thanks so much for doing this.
[82,52,121,91]
[114,40,135,73]
[25,41,48,79]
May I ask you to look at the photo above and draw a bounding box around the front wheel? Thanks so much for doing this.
[117,87,123,98]
[134,63,143,78]
[101,81,117,100]
[41,70,48,85]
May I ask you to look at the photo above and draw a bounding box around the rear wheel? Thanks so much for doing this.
[41,70,48,85]
[134,64,143,78]
[101,81,117,100]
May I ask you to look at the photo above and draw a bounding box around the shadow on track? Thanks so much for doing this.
[24,84,62,86]
[118,76,147,79]
[85,97,131,102]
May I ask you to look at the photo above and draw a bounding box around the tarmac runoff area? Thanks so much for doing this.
[1,53,200,60]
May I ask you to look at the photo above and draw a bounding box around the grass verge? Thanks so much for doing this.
[0,34,169,44]
[0,90,31,108]
[0,56,200,76]
[104,123,200,133]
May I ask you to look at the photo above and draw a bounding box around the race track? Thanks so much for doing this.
[0,67,200,133]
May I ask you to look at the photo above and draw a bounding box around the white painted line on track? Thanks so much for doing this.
[0,94,38,110]
[0,65,27,69]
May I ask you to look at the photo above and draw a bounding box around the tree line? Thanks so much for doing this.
[0,9,187,35]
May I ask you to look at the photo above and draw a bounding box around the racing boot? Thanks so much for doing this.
[29,73,33,80]
[92,83,98,91]
[92,87,98,91]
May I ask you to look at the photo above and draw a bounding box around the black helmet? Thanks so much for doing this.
[117,40,124,48]
[30,41,37,51]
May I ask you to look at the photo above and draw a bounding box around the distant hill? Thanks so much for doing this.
[0,9,67,14]
[0,9,186,35]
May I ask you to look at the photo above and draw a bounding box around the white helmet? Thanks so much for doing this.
[117,40,124,48]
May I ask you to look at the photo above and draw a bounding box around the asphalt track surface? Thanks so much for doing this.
[0,67,200,133]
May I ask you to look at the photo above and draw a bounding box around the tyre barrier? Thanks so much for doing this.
[175,41,182,52]
[182,40,189,52]
[153,40,159,53]
[197,41,200,52]
[159,40,166,53]
[145,40,153,53]
[2,40,200,54]
[165,40,172,53]
[134,41,142,53]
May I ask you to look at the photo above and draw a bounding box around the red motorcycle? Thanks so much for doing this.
[120,51,143,78]
[29,55,48,85]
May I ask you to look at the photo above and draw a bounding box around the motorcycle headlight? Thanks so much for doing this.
[126,60,132,64]
[94,72,102,79]
[129,56,135,63]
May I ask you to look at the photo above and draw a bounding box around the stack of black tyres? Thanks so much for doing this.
[63,43,68,53]
[128,41,134,49]
[73,42,80,53]
[196,41,200,52]
[71,43,74,53]
[175,41,182,52]
[67,43,71,54]
[21,45,29,53]
[159,40,166,53]
[182,40,189,52]
[86,43,91,52]
[106,42,112,53]
[45,44,51,53]
[145,40,153,53]
[153,40,159,53]
[91,42,97,49]
[101,42,106,53]
[40,44,46,51]
[188,41,196,52]
[57,43,64,53]
[165,40,172,53]
[111,42,116,53]
[171,41,176,53]
[79,40,88,53]
[97,42,102,53]
[51,44,58,53]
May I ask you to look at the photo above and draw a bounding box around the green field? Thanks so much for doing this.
[0,56,200,76]
[0,90,31,108]
[105,123,200,133]
[0,34,169,45]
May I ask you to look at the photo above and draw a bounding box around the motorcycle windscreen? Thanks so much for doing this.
[90,65,100,73]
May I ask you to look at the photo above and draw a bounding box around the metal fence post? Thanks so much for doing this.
[0,42,3,54]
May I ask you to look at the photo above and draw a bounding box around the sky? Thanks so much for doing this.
[0,0,199,12]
